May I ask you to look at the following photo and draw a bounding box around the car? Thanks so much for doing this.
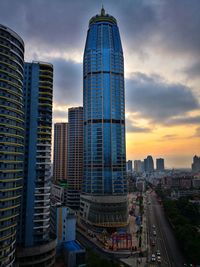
[157,256,161,263]
[156,250,161,256]
[151,239,156,246]
[152,224,156,229]
[153,230,157,236]
[151,254,156,262]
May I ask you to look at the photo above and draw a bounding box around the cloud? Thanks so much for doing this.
[193,127,200,137]
[53,109,68,121]
[126,72,199,123]
[183,61,200,79]
[165,115,200,126]
[52,58,82,106]
[161,134,178,140]
[1,0,199,59]
[126,117,151,133]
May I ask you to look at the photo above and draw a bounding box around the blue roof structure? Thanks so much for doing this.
[63,241,84,252]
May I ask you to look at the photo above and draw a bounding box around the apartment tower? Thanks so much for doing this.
[16,62,56,266]
[0,24,24,267]
[67,107,83,210]
[53,123,68,181]
[80,8,128,229]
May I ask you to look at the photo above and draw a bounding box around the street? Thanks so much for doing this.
[146,191,185,267]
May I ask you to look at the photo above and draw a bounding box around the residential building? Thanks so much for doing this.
[156,158,164,171]
[126,160,133,172]
[192,155,200,172]
[134,160,142,173]
[53,123,68,181]
[50,206,76,252]
[16,61,56,266]
[144,155,154,172]
[51,180,68,206]
[80,7,128,229]
[0,24,24,267]
[67,107,83,210]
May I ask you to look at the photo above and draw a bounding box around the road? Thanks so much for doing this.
[146,191,185,267]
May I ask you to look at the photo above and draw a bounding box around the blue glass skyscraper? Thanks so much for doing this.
[80,8,128,229]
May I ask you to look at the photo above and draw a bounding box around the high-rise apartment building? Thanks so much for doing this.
[144,155,154,172]
[156,158,164,171]
[53,123,68,181]
[126,160,133,172]
[192,155,200,172]
[0,24,24,267]
[80,8,128,229]
[17,62,56,266]
[134,160,142,173]
[67,107,83,209]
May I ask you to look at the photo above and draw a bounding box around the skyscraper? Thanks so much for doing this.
[134,160,142,173]
[67,107,83,209]
[0,24,24,267]
[53,122,68,181]
[80,8,127,229]
[192,155,200,172]
[156,158,164,171]
[17,61,56,266]
[144,155,154,172]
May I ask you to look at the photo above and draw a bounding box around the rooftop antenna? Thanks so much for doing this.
[101,4,105,16]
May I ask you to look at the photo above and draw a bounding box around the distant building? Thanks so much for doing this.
[134,160,142,173]
[53,123,68,181]
[126,160,133,172]
[144,155,154,172]
[156,158,164,171]
[136,178,145,192]
[68,107,83,210]
[51,180,68,206]
[193,178,200,188]
[192,155,200,172]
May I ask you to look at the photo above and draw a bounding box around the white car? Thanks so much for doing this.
[157,256,161,263]
[151,254,156,262]
[153,230,156,236]
[156,250,161,256]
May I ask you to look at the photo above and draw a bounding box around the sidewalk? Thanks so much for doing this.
[120,256,148,267]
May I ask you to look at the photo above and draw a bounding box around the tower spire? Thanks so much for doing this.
[101,5,105,16]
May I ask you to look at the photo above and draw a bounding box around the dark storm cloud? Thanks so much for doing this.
[52,58,82,106]
[126,72,199,123]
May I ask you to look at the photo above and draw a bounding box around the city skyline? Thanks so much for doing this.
[1,0,199,168]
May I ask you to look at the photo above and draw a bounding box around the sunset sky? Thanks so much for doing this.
[1,0,199,168]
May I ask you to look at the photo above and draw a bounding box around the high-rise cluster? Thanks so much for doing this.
[0,26,55,267]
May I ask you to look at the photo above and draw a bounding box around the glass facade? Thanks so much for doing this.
[83,9,127,195]
[80,9,127,229]
[0,24,24,267]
